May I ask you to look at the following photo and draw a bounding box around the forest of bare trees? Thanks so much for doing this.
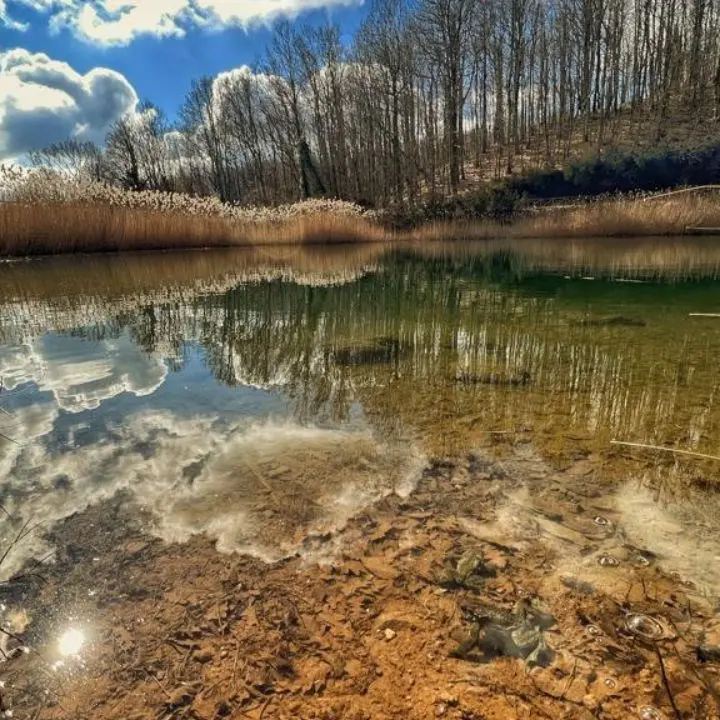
[31,0,720,209]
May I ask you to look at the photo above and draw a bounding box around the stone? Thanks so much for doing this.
[193,647,214,664]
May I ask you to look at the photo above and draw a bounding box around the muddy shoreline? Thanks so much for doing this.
[2,441,719,720]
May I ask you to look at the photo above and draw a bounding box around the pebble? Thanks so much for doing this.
[192,647,214,663]
[384,628,397,641]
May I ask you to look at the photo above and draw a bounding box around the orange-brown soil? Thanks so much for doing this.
[2,444,719,720]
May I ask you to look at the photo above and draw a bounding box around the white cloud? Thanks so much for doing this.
[0,409,422,576]
[32,334,168,413]
[7,0,364,45]
[0,0,29,30]
[0,333,167,414]
[0,48,138,161]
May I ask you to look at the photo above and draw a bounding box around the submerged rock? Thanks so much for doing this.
[696,645,720,663]
[333,337,405,366]
[455,370,532,387]
[451,597,556,666]
[438,549,493,591]
[624,614,676,642]
[577,316,646,328]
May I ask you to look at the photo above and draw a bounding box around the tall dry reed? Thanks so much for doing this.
[420,194,720,242]
[0,201,387,256]
[2,165,720,256]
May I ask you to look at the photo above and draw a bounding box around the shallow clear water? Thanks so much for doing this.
[1,239,720,577]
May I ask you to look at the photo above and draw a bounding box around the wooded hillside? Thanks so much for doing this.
[28,0,720,209]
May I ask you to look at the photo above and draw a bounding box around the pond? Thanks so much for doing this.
[1,238,720,719]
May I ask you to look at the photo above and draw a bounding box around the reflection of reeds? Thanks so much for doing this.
[2,237,720,312]
[0,244,386,304]
[413,237,720,280]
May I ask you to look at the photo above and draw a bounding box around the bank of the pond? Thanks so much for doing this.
[2,192,720,256]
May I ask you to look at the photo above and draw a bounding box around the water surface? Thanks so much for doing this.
[2,237,720,588]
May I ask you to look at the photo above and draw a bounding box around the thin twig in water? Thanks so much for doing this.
[258,697,272,720]
[0,517,33,569]
[0,572,47,586]
[146,670,171,700]
[560,658,578,700]
[655,646,681,720]
[611,440,720,463]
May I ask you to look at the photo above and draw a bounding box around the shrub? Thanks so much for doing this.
[508,143,720,201]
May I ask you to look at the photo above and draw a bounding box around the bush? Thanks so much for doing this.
[507,143,720,201]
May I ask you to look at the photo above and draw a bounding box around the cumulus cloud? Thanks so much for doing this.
[0,48,138,161]
[33,334,168,413]
[7,0,364,45]
[0,408,422,576]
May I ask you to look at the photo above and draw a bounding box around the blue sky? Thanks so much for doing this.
[0,1,368,160]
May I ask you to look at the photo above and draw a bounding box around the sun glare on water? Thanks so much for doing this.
[58,629,85,657]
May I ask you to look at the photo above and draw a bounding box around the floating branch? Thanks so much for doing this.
[685,227,720,235]
[610,440,720,462]
[0,431,21,446]
[644,185,720,201]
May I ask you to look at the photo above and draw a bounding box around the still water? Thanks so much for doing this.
[0,239,720,717]
[2,239,720,571]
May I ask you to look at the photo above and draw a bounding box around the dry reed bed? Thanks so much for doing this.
[421,193,720,242]
[2,168,720,256]
[0,201,386,255]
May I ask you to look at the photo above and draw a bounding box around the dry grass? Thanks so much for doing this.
[417,193,720,243]
[517,193,720,239]
[0,201,387,256]
[2,164,720,257]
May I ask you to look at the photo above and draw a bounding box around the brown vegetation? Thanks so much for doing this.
[3,192,720,257]
[0,201,386,256]
[421,194,720,242]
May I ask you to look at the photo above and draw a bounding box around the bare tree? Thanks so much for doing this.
[29,140,104,182]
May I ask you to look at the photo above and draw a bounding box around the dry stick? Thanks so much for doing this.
[258,697,272,720]
[685,228,720,235]
[146,670,172,700]
[689,313,720,318]
[610,440,720,463]
[0,517,32,569]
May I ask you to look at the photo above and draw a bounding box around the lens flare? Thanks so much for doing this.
[58,629,85,657]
